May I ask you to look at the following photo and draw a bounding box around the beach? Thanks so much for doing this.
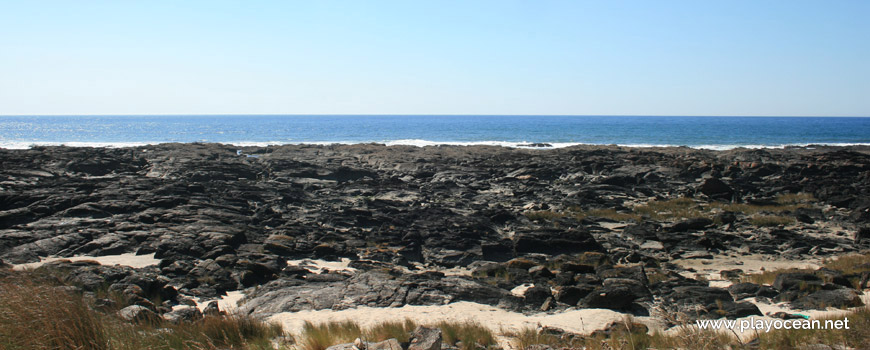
[2,142,869,347]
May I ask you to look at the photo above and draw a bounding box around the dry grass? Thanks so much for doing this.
[757,306,870,348]
[366,319,418,343]
[530,192,816,225]
[748,214,796,227]
[436,321,497,350]
[504,327,583,349]
[633,197,709,221]
[524,210,564,222]
[822,252,870,276]
[0,273,108,350]
[507,318,734,350]
[740,268,815,285]
[776,192,817,205]
[0,271,286,350]
[578,208,642,222]
[298,320,495,350]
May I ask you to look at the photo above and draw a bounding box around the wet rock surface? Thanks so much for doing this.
[1,143,870,321]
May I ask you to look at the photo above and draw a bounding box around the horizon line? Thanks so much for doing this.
[1,114,869,118]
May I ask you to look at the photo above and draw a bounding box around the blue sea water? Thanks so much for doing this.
[1,115,869,150]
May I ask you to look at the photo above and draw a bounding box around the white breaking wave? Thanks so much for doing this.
[0,141,159,149]
[2,140,869,150]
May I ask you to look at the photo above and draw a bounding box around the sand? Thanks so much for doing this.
[268,301,657,350]
[11,253,160,271]
[286,258,357,274]
[672,253,821,286]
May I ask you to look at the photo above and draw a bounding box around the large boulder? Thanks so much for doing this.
[513,228,603,256]
[699,178,733,199]
[791,289,864,310]
[581,278,650,310]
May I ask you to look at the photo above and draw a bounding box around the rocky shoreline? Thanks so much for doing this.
[2,143,869,334]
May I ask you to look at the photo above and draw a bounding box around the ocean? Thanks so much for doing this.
[1,115,868,150]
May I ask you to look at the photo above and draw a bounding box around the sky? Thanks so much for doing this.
[0,1,868,116]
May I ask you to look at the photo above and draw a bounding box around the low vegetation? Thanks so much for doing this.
[747,214,796,227]
[756,306,870,348]
[740,267,814,285]
[525,193,816,227]
[0,270,286,350]
[299,319,496,350]
[742,251,870,288]
[505,318,733,350]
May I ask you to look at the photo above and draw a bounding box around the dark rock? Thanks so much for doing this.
[408,326,442,350]
[720,269,744,280]
[528,265,554,278]
[514,228,604,256]
[699,178,733,198]
[118,305,159,324]
[728,282,761,300]
[791,289,864,310]
[581,278,650,311]
[162,307,203,323]
[522,285,551,306]
[203,301,224,316]
[554,285,594,306]
[773,273,824,293]
[668,218,714,232]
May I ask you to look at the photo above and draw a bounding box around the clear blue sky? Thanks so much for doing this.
[1,1,867,116]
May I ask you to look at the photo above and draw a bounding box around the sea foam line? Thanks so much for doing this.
[2,140,869,150]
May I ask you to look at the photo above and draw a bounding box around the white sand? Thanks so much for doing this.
[12,253,160,271]
[510,283,534,297]
[194,290,246,313]
[662,292,870,341]
[269,301,658,349]
[672,253,821,288]
[287,258,356,274]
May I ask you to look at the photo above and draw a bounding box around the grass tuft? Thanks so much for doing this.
[0,270,285,350]
[524,211,564,222]
[300,320,362,350]
[748,214,795,227]
[436,321,496,350]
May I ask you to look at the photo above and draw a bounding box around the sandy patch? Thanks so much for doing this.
[12,253,160,271]
[672,253,821,288]
[510,283,534,297]
[598,222,628,230]
[662,292,870,341]
[194,290,246,313]
[269,301,658,349]
[287,258,356,274]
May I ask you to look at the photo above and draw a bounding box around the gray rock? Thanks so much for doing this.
[162,306,203,323]
[408,326,442,350]
[118,305,158,324]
